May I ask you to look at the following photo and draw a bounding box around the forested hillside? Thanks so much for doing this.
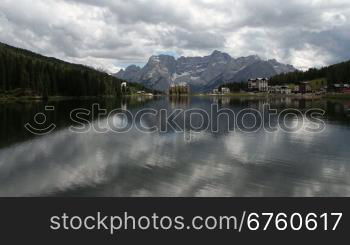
[269,60,350,85]
[0,42,148,98]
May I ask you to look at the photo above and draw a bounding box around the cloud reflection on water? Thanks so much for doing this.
[0,98,350,197]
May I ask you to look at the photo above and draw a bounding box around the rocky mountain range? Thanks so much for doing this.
[114,50,296,92]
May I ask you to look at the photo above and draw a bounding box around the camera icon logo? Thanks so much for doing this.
[25,106,56,136]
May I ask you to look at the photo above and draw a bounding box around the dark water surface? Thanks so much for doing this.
[0,96,350,197]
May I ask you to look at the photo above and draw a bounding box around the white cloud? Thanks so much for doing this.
[1,0,350,72]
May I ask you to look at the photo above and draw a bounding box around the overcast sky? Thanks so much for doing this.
[1,0,350,72]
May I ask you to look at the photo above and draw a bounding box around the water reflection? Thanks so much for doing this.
[0,97,349,196]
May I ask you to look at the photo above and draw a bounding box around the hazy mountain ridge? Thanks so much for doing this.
[114,51,296,92]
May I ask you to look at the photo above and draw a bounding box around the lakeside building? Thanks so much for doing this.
[269,85,292,94]
[169,82,190,95]
[329,83,350,93]
[299,82,312,94]
[137,91,154,97]
[293,85,300,93]
[248,78,269,92]
[221,87,231,94]
[212,88,219,94]
[212,87,231,95]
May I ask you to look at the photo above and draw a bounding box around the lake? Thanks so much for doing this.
[0,96,350,197]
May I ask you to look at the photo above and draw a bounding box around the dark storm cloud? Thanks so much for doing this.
[1,0,350,71]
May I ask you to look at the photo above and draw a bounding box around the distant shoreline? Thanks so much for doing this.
[0,94,163,103]
[1,92,350,103]
[195,93,350,100]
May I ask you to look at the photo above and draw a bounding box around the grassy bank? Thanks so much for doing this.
[195,93,322,99]
[0,95,43,103]
[0,91,116,103]
[322,93,350,100]
[0,92,160,104]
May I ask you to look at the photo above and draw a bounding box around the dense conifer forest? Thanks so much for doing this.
[0,42,152,98]
[269,60,350,85]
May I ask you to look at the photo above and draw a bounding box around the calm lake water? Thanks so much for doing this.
[0,96,350,197]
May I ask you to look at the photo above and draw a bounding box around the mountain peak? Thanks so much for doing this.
[148,54,176,63]
[127,64,141,69]
[211,50,224,55]
[149,55,161,63]
[114,51,296,92]
[210,50,231,58]
[247,54,261,60]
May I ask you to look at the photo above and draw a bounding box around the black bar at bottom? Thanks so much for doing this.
[0,198,348,243]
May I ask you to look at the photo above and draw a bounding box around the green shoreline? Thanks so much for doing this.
[1,93,350,103]
[0,94,164,103]
[0,95,116,103]
[322,94,350,100]
[195,93,350,100]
